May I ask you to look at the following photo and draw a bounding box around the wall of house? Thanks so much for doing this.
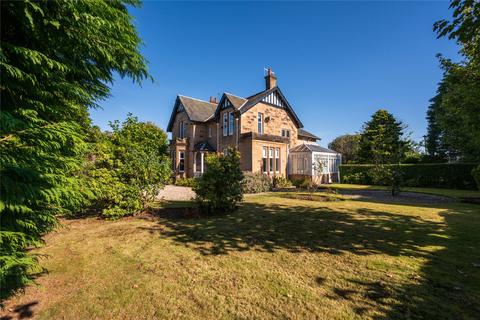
[240,102,299,147]
[171,111,189,141]
[218,107,238,152]
[298,136,317,144]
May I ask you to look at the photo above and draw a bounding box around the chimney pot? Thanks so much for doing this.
[209,96,217,103]
[265,68,277,90]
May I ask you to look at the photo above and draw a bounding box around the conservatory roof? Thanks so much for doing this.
[289,144,339,154]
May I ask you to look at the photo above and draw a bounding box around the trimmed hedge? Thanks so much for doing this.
[340,163,479,190]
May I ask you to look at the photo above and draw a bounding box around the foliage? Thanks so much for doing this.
[328,134,361,163]
[340,163,478,190]
[0,0,148,297]
[357,110,410,164]
[175,177,198,188]
[194,148,244,214]
[291,177,318,190]
[84,115,170,219]
[426,61,480,162]
[272,176,293,189]
[472,165,480,190]
[368,165,403,196]
[434,0,480,67]
[426,0,480,162]
[242,173,272,194]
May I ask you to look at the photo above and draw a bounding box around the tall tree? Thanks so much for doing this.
[426,0,480,162]
[0,0,149,296]
[357,109,409,164]
[328,134,361,163]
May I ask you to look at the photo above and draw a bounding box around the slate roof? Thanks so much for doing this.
[178,95,217,122]
[224,93,247,109]
[194,141,215,152]
[167,95,217,131]
[298,128,320,140]
[290,143,339,154]
[169,86,304,131]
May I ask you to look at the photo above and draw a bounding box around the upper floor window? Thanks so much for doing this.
[228,112,234,136]
[281,129,290,138]
[179,121,187,139]
[258,112,264,134]
[208,125,212,138]
[223,113,228,136]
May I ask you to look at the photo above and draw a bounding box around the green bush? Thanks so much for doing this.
[272,176,293,189]
[194,148,244,214]
[175,177,198,188]
[340,163,479,189]
[472,165,480,190]
[291,177,313,189]
[242,172,272,194]
[80,116,171,219]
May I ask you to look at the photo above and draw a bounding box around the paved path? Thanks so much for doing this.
[157,185,195,201]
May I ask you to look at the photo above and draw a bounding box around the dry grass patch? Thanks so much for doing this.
[1,195,479,319]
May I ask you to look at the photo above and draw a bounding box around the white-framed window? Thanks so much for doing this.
[223,148,229,156]
[178,151,185,172]
[281,129,290,138]
[228,112,234,136]
[223,113,228,136]
[208,125,212,138]
[269,148,274,173]
[258,112,264,134]
[262,147,267,173]
[275,148,280,173]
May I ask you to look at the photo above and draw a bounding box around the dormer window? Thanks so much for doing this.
[258,112,264,134]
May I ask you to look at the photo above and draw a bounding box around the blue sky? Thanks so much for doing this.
[90,1,460,145]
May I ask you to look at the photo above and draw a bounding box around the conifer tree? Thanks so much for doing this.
[0,0,149,296]
[358,110,409,164]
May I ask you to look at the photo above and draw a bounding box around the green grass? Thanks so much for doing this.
[2,194,479,319]
[326,183,480,199]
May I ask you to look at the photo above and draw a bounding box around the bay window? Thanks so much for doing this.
[269,148,274,173]
[275,148,280,173]
[179,151,185,172]
[262,147,267,173]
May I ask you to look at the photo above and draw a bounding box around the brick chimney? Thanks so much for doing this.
[209,96,217,103]
[264,68,277,90]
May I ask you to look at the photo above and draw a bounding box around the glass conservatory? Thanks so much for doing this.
[289,144,342,183]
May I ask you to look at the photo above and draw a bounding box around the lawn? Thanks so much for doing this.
[1,194,479,319]
[326,183,480,199]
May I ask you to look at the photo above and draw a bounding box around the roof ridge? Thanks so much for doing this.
[224,92,246,100]
[178,94,216,105]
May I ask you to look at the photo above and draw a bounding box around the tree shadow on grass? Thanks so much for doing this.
[143,201,443,258]
[0,301,38,320]
[142,199,480,319]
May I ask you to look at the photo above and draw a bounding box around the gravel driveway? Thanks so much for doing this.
[157,185,195,201]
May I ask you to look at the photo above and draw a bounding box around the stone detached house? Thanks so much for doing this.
[167,70,341,182]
